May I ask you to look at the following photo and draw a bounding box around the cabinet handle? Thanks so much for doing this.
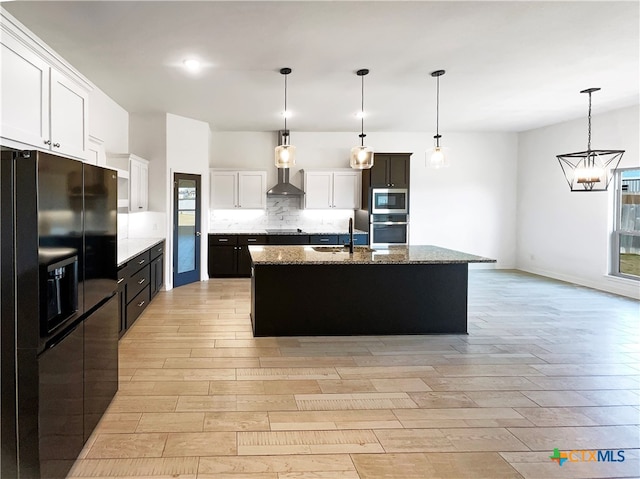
[138,259,145,265]
[157,247,163,252]
[218,239,228,242]
[139,206,143,209]
[138,278,146,285]
[117,278,124,284]
[44,139,51,145]
[196,232,201,237]
[53,142,60,148]
[320,238,329,242]
[247,239,257,242]
[137,300,145,307]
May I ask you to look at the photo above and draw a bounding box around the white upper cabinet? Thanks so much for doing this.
[107,153,148,212]
[0,10,91,161]
[210,170,237,209]
[304,169,361,209]
[129,155,149,212]
[0,33,50,149]
[210,170,267,209]
[49,70,89,160]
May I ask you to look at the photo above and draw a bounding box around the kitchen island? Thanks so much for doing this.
[249,245,495,336]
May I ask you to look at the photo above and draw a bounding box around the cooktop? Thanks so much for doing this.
[265,228,304,234]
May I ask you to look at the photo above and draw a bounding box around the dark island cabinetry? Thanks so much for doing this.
[118,240,164,336]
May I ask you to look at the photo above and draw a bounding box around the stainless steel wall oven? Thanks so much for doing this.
[370,214,409,246]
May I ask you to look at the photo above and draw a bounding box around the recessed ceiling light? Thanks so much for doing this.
[183,59,201,73]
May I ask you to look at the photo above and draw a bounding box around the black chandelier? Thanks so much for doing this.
[556,88,624,192]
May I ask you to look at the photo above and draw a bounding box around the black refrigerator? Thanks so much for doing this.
[1,148,119,479]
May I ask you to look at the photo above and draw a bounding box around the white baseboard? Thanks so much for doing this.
[516,265,639,300]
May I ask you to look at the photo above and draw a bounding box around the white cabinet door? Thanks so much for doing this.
[140,162,149,211]
[332,170,361,209]
[210,171,237,209]
[129,157,149,212]
[0,34,50,149]
[304,171,333,209]
[238,171,266,209]
[50,69,89,160]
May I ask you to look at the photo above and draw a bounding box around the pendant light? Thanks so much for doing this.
[275,67,296,168]
[428,69,449,168]
[556,88,624,191]
[350,69,374,169]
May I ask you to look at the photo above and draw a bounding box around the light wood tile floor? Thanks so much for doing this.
[70,270,640,479]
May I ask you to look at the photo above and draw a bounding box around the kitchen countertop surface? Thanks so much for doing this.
[118,237,165,267]
[249,245,496,265]
[209,228,368,235]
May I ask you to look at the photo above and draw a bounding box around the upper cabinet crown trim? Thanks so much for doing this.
[1,7,93,92]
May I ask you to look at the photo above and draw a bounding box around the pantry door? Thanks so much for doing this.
[173,173,201,288]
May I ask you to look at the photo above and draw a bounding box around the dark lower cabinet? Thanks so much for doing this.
[209,234,267,277]
[150,254,164,299]
[208,244,238,276]
[309,234,339,245]
[118,240,164,336]
[38,322,85,479]
[237,246,253,276]
[83,295,118,442]
[209,233,370,278]
[338,233,369,245]
[127,286,150,327]
[150,242,164,299]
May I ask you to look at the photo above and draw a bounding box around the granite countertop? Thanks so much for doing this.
[117,237,165,266]
[249,245,496,265]
[209,228,368,235]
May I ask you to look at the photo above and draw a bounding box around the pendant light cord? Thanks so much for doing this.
[431,70,445,148]
[435,74,440,147]
[284,73,288,136]
[360,73,365,147]
[587,91,592,153]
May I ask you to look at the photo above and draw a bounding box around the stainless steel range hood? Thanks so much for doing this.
[267,131,304,196]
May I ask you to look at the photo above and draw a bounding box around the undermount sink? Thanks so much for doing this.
[311,246,376,253]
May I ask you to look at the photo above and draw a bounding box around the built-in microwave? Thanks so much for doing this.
[371,188,408,214]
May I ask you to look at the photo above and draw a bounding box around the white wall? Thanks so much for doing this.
[371,132,518,267]
[517,105,639,298]
[210,130,518,267]
[167,113,211,287]
[129,113,167,212]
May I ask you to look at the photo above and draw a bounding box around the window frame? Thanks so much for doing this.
[611,167,640,280]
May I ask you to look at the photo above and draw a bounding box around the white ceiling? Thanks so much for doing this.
[4,1,639,133]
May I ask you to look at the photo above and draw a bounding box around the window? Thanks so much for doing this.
[612,168,640,279]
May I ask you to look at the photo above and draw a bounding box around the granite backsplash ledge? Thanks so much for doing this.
[209,196,354,233]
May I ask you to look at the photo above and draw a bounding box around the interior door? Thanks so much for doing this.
[173,173,201,288]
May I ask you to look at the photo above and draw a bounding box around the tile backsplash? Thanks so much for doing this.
[209,196,354,232]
